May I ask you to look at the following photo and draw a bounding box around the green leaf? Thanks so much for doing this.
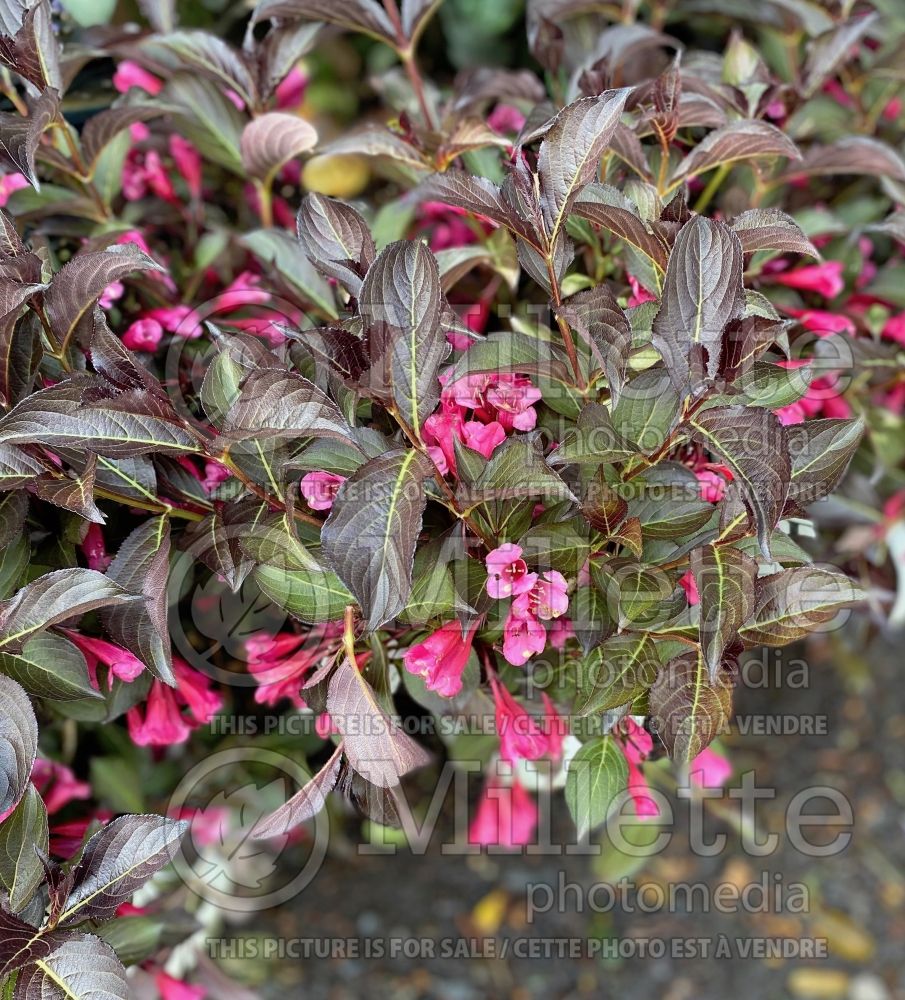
[458,437,576,505]
[785,417,863,509]
[574,634,659,715]
[0,633,100,701]
[0,674,36,814]
[321,450,434,630]
[446,328,571,385]
[611,369,680,454]
[565,735,628,838]
[0,783,47,912]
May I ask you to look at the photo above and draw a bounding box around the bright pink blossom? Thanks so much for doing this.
[512,570,569,621]
[300,471,346,510]
[60,629,144,686]
[461,419,506,457]
[620,720,660,819]
[690,747,732,788]
[80,523,110,571]
[31,759,91,815]
[275,65,309,108]
[485,543,537,599]
[99,281,124,309]
[113,61,163,95]
[127,659,222,747]
[169,134,203,199]
[785,308,855,337]
[696,468,728,503]
[771,261,845,299]
[882,313,905,346]
[469,774,538,847]
[403,622,477,697]
[122,317,164,352]
[679,570,699,605]
[486,375,541,431]
[0,172,28,207]
[487,103,526,135]
[627,274,656,307]
[491,677,555,763]
[501,608,547,666]
[247,626,343,707]
[156,972,206,1000]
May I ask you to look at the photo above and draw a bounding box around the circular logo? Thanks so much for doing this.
[167,747,331,912]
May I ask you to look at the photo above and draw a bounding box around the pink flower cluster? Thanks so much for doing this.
[484,544,569,666]
[126,658,223,747]
[423,373,541,477]
[247,624,344,707]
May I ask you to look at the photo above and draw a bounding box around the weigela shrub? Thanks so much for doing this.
[0,0,902,992]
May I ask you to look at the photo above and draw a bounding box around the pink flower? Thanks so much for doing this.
[486,375,541,431]
[485,543,537,599]
[201,460,231,493]
[422,404,464,475]
[884,96,903,121]
[155,972,206,1000]
[127,659,222,747]
[882,313,905,346]
[512,570,569,621]
[51,815,112,859]
[775,401,806,426]
[170,805,229,848]
[491,677,553,763]
[546,616,575,650]
[121,317,164,352]
[690,747,732,788]
[31,759,91,814]
[300,471,346,510]
[403,622,477,697]
[461,419,506,457]
[469,774,538,848]
[113,61,163,95]
[0,171,28,207]
[679,570,699,605]
[418,201,482,251]
[695,468,728,503]
[488,103,526,135]
[217,271,271,310]
[620,719,660,819]
[501,607,547,666]
[99,281,124,309]
[275,65,309,109]
[785,308,855,337]
[169,134,203,199]
[627,274,657,307]
[80,523,110,571]
[771,261,845,299]
[315,712,338,738]
[145,304,196,335]
[59,629,145,685]
[247,626,343,707]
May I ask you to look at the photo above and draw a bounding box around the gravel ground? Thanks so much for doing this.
[220,627,905,1000]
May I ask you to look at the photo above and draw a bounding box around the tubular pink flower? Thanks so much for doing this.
[501,607,546,666]
[403,622,477,697]
[468,774,538,848]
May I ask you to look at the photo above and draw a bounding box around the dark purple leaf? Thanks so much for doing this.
[669,119,800,183]
[731,208,819,258]
[537,89,631,248]
[688,405,790,559]
[58,815,188,926]
[0,89,59,188]
[297,193,376,295]
[652,216,745,391]
[240,112,317,181]
[557,284,632,402]
[691,543,758,680]
[251,742,343,838]
[321,449,433,630]
[358,239,449,436]
[327,659,431,786]
[649,649,734,762]
[100,517,173,685]
[13,934,129,998]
